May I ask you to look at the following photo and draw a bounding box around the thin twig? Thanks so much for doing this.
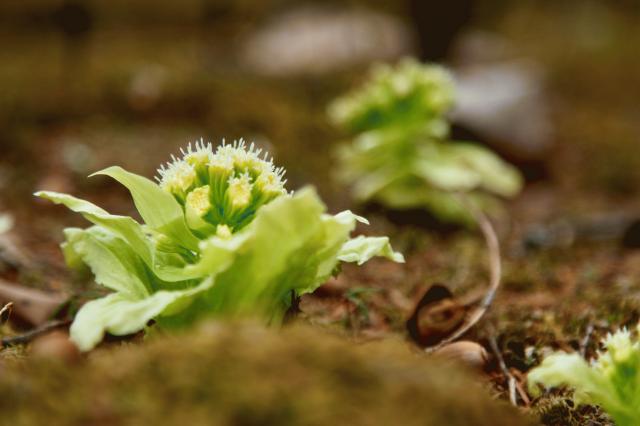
[511,369,531,406]
[1,319,70,348]
[0,302,12,325]
[507,377,517,407]
[425,194,502,352]
[488,330,518,407]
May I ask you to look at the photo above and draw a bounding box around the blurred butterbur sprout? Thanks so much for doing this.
[330,58,523,224]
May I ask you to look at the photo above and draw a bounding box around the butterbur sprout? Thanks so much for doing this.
[37,139,403,351]
[528,325,640,426]
[330,58,523,224]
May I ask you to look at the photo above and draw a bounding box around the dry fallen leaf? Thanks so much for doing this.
[30,330,80,363]
[406,284,467,347]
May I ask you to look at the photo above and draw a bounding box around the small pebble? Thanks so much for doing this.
[432,341,489,370]
[30,330,80,363]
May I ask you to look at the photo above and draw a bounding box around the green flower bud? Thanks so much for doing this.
[157,160,196,202]
[227,174,252,209]
[215,224,232,239]
[182,139,214,183]
[186,185,211,217]
[185,185,216,236]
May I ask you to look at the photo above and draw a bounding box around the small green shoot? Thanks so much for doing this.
[528,325,640,426]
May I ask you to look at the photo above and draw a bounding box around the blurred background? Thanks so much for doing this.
[0,0,639,287]
[2,4,640,419]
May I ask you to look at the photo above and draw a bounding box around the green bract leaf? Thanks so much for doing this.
[64,226,151,298]
[35,190,190,282]
[338,235,404,265]
[331,58,523,224]
[35,190,155,265]
[37,139,403,350]
[93,166,200,251]
[70,277,215,351]
[443,143,523,197]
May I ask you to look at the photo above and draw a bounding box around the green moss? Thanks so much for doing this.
[0,322,531,426]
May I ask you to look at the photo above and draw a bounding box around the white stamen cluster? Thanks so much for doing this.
[157,138,288,236]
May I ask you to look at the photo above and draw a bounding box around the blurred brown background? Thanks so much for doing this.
[0,0,639,241]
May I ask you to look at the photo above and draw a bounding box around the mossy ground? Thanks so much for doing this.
[0,322,532,426]
[0,1,638,425]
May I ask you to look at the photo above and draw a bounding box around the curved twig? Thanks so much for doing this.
[425,194,502,352]
[488,329,518,406]
[1,319,70,348]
